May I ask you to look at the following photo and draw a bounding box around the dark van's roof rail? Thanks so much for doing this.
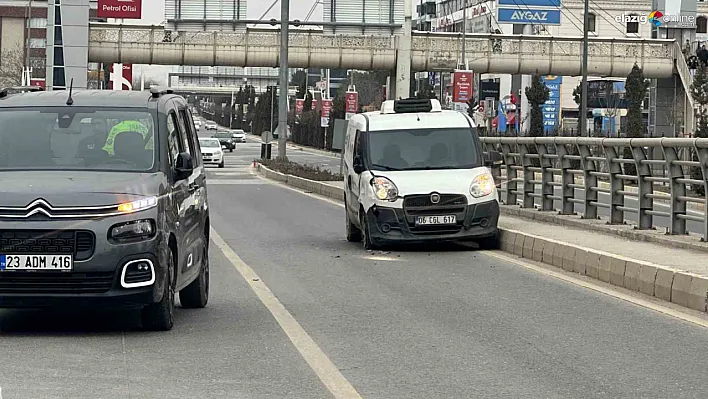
[150,86,174,98]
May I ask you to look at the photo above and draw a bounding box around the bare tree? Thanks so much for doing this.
[664,93,686,137]
[0,44,26,87]
[599,86,623,137]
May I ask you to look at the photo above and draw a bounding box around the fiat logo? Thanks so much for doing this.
[430,193,440,204]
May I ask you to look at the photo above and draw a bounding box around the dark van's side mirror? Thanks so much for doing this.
[175,152,194,180]
[353,155,364,174]
[484,150,503,167]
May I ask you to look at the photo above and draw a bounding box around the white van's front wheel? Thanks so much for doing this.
[360,211,379,250]
[345,203,362,242]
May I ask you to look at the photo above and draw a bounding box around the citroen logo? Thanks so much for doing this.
[430,193,440,204]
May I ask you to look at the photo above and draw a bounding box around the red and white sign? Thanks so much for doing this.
[295,99,304,115]
[30,79,45,89]
[452,70,473,103]
[109,63,132,90]
[321,99,333,118]
[311,99,318,110]
[97,0,142,19]
[320,99,333,127]
[345,92,358,114]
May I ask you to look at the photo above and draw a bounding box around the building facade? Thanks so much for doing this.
[165,0,247,32]
[171,66,280,93]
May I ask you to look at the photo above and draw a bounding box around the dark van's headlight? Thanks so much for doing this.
[110,219,156,242]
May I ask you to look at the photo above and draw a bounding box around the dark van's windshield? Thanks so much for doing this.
[0,107,156,172]
[366,128,480,171]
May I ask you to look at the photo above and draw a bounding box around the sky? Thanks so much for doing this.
[136,0,325,83]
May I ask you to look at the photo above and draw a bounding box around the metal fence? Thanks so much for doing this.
[480,137,708,242]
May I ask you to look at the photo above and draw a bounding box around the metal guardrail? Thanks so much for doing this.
[480,137,708,242]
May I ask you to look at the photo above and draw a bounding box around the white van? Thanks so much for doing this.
[341,98,503,250]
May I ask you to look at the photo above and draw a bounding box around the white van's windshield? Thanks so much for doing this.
[366,128,480,171]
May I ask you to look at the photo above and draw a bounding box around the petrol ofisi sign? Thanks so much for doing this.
[97,0,142,19]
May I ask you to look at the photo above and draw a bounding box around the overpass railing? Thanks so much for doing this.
[480,137,708,242]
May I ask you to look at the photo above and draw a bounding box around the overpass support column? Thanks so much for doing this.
[394,0,412,100]
[519,24,533,135]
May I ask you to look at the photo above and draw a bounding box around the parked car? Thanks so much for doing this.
[0,87,210,331]
[212,131,235,152]
[230,129,247,143]
[205,121,217,130]
[199,138,225,168]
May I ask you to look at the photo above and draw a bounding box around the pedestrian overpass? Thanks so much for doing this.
[89,23,678,78]
[88,23,695,133]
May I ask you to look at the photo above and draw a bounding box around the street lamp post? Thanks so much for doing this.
[579,0,590,137]
[277,0,290,159]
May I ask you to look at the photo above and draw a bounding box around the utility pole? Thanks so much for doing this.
[23,0,33,85]
[579,0,590,137]
[277,0,290,159]
[461,0,467,69]
[270,86,275,134]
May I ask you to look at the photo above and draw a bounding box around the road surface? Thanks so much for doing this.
[221,130,706,236]
[2,142,707,398]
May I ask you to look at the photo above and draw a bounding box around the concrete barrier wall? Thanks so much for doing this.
[256,164,708,314]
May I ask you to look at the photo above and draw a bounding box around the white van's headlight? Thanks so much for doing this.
[371,177,398,201]
[470,173,495,198]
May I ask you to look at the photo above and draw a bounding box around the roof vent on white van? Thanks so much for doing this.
[380,98,442,114]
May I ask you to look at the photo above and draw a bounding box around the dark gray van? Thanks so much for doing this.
[0,87,210,331]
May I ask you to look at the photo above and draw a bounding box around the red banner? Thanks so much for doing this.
[97,0,142,19]
[321,99,333,118]
[345,92,358,114]
[452,70,473,103]
[311,99,318,110]
[109,63,132,90]
[295,99,304,115]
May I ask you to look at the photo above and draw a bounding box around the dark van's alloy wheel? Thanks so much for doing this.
[141,251,176,331]
[180,244,210,309]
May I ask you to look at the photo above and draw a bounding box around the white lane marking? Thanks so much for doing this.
[207,180,268,185]
[210,228,363,399]
[253,168,708,327]
[482,250,708,329]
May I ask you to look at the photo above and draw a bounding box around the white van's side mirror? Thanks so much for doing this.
[353,155,364,174]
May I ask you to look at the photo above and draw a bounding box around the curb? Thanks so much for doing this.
[255,163,708,314]
[499,205,708,254]
[248,134,342,158]
[256,164,344,201]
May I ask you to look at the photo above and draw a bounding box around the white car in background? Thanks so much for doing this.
[230,129,247,143]
[195,120,201,131]
[205,121,218,130]
[199,138,225,168]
